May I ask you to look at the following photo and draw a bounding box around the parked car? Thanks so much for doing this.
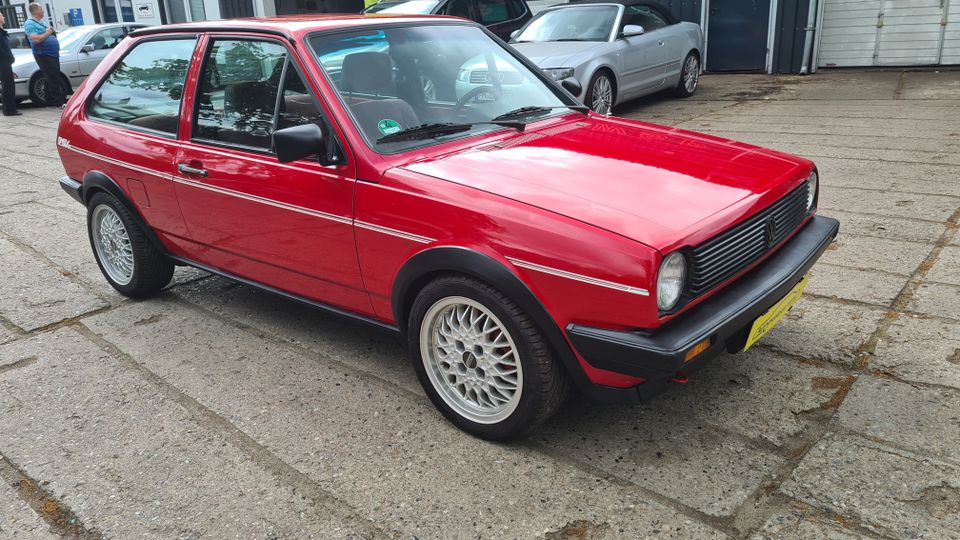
[362,0,532,41]
[6,29,32,55]
[510,1,703,113]
[10,22,145,105]
[56,16,837,440]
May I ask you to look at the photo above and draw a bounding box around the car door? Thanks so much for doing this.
[173,35,372,315]
[474,0,528,40]
[78,26,126,77]
[616,4,670,96]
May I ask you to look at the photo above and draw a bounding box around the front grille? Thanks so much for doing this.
[688,183,810,297]
[468,70,523,85]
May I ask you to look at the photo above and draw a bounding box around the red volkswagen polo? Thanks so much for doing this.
[56,15,838,440]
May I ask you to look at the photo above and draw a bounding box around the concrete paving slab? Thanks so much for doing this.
[818,188,959,224]
[761,296,885,367]
[899,71,960,100]
[654,348,840,447]
[0,329,378,539]
[813,158,960,193]
[838,377,960,462]
[781,434,960,539]
[0,483,56,540]
[819,234,932,276]
[769,71,902,100]
[0,323,18,347]
[536,400,783,518]
[909,282,960,319]
[871,314,960,389]
[677,118,960,144]
[0,236,107,332]
[806,263,905,307]
[170,277,420,396]
[0,202,204,296]
[820,210,946,244]
[82,299,725,539]
[685,130,953,155]
[927,246,960,286]
[749,509,870,540]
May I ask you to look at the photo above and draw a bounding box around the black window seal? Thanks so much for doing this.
[84,34,200,141]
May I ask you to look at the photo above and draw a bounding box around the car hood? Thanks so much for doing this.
[401,115,811,251]
[510,41,606,68]
[11,53,37,69]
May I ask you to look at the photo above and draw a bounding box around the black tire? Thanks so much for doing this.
[674,52,700,98]
[408,275,569,440]
[584,70,615,115]
[86,192,174,297]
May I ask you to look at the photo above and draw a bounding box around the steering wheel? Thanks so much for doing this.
[453,85,504,114]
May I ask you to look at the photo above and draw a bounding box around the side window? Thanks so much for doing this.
[88,38,196,135]
[507,0,526,18]
[87,27,126,51]
[194,39,288,150]
[476,0,510,24]
[277,66,324,130]
[444,0,472,18]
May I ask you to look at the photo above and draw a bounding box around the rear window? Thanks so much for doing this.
[87,38,197,135]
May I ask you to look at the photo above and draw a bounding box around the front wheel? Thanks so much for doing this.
[585,71,615,114]
[87,192,174,297]
[28,74,47,106]
[408,276,569,440]
[674,52,700,98]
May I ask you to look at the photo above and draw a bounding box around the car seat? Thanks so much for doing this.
[340,51,420,141]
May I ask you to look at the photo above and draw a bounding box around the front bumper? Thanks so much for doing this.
[568,215,839,399]
[59,176,83,204]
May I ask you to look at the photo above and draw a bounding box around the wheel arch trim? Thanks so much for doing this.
[80,170,168,255]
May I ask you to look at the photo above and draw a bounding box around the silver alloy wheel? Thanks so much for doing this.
[420,297,523,424]
[91,204,134,286]
[33,77,47,102]
[683,55,700,94]
[590,74,613,115]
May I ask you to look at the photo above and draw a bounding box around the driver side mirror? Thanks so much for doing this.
[274,123,330,164]
[621,25,645,37]
[560,77,582,97]
[509,29,520,40]
[81,43,95,53]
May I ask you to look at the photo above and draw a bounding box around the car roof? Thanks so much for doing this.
[129,14,464,40]
[562,0,678,23]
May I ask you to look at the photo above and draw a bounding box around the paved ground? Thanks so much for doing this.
[0,69,958,539]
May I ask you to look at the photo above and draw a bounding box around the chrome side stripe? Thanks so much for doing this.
[353,221,433,244]
[507,257,650,296]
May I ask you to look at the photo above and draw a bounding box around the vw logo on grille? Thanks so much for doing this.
[763,217,776,248]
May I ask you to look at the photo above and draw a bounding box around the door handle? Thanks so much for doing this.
[178,163,208,177]
[658,39,665,46]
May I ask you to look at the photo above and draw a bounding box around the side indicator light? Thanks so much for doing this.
[684,338,711,363]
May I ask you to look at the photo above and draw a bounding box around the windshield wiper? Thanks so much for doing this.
[492,104,589,122]
[377,121,526,144]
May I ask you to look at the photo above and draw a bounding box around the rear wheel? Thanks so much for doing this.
[674,52,700,97]
[585,71,615,114]
[408,276,569,440]
[28,74,46,106]
[87,192,174,297]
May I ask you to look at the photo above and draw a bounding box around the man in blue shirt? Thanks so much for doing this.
[23,3,64,108]
[0,13,21,116]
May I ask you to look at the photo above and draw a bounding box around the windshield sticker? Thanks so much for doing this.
[378,119,402,135]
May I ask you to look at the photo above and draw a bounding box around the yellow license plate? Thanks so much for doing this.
[743,273,810,351]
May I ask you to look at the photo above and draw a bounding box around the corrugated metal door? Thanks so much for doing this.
[818,0,960,66]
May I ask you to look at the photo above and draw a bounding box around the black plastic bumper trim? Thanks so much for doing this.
[59,176,83,205]
[568,215,840,383]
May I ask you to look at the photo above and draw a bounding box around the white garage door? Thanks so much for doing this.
[818,0,960,67]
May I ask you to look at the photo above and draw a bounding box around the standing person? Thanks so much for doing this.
[23,3,64,108]
[0,13,20,116]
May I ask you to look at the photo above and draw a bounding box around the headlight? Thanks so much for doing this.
[806,171,818,212]
[542,67,575,81]
[457,69,471,83]
[657,251,686,312]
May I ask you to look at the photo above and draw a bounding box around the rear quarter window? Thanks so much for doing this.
[87,38,198,136]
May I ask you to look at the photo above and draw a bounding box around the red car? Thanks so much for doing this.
[56,15,838,440]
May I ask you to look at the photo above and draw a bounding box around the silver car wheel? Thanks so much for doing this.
[421,75,437,101]
[590,74,613,115]
[420,296,523,424]
[683,55,700,94]
[91,204,134,286]
[33,77,47,103]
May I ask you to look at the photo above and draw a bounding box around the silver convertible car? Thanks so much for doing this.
[509,0,703,113]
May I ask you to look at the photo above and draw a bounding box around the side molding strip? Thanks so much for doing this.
[507,257,650,296]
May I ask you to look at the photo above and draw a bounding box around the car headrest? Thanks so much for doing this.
[93,35,106,49]
[341,51,392,94]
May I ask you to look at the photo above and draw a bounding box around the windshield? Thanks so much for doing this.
[310,25,572,153]
[514,6,618,42]
[373,0,440,14]
[57,26,93,51]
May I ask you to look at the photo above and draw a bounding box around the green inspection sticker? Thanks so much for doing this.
[378,119,402,135]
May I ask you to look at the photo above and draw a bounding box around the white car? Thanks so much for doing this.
[10,22,145,105]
